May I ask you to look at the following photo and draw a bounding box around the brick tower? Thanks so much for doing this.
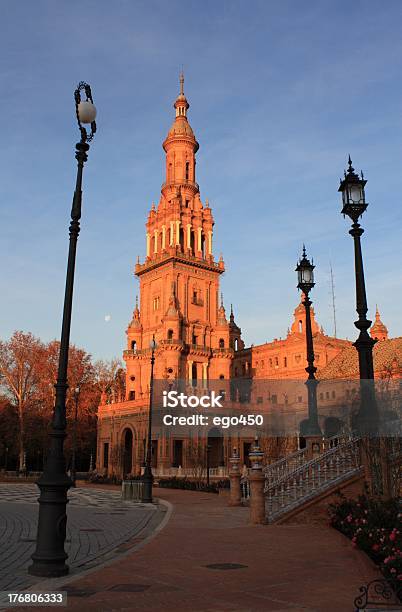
[124,75,244,400]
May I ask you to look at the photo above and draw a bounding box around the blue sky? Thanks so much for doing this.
[1,0,402,360]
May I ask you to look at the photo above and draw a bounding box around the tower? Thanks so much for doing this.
[370,306,388,341]
[124,75,243,398]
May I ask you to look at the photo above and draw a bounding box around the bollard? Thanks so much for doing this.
[228,448,242,506]
[248,437,266,524]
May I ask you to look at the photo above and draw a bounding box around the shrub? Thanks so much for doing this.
[329,493,401,591]
[157,477,229,494]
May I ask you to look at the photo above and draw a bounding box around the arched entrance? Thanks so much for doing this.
[122,428,133,477]
[207,427,224,468]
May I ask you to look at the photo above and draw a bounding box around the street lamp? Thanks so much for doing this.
[296,246,322,438]
[338,157,378,434]
[70,385,80,487]
[142,335,157,503]
[29,82,96,577]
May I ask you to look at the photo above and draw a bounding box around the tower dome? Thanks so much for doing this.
[370,306,388,341]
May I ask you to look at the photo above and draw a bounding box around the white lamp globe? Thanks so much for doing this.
[78,100,97,124]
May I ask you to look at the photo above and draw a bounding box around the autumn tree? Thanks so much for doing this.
[0,331,45,471]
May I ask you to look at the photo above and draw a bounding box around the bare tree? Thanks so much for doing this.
[0,331,45,471]
[93,358,123,403]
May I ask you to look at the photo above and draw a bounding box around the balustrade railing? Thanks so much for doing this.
[264,438,361,522]
[263,447,309,487]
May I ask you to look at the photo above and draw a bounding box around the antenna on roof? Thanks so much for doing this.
[329,261,337,338]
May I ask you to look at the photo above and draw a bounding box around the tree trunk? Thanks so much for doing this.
[18,399,24,472]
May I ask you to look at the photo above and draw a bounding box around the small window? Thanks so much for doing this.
[185,199,189,208]
[185,161,190,180]
[269,359,272,367]
[129,390,135,400]
[219,374,225,380]
[284,357,287,367]
[257,396,263,404]
[332,390,336,399]
[130,375,135,381]
[167,367,173,374]
[298,396,302,403]
[326,392,330,400]
[271,394,277,404]
[153,296,160,311]
[298,320,303,333]
[167,329,174,340]
[275,357,279,367]
[131,340,137,352]
[219,338,225,349]
[319,392,324,400]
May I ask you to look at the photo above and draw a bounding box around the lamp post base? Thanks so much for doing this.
[28,469,72,577]
[141,468,153,503]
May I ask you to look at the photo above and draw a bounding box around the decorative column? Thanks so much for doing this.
[169,221,174,246]
[186,223,191,251]
[175,220,180,246]
[207,230,212,255]
[248,438,265,525]
[153,229,158,254]
[228,448,241,506]
[202,362,208,387]
[188,360,193,381]
[162,225,166,250]
[146,233,151,257]
[197,227,202,253]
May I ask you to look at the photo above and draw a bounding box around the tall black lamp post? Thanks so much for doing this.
[29,83,96,577]
[338,157,378,434]
[296,246,322,439]
[142,336,157,503]
[70,385,80,487]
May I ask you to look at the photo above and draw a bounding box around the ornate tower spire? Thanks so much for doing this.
[370,305,388,341]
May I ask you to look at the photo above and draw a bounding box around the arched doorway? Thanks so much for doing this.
[122,428,133,477]
[207,427,224,468]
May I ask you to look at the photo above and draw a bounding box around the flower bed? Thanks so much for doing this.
[329,493,401,591]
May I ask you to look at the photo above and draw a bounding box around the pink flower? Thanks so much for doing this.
[390,532,396,542]
[346,514,353,523]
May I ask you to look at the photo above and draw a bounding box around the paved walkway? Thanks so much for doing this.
[0,484,165,593]
[15,485,381,612]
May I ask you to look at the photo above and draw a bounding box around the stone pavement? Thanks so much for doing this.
[13,485,383,612]
[0,484,166,593]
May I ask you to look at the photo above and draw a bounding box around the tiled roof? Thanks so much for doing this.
[318,337,402,379]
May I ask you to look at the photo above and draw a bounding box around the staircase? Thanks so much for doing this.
[264,437,362,523]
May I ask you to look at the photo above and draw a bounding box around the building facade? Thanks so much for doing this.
[96,79,399,478]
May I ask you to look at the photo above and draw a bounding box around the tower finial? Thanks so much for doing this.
[179,71,184,96]
[220,292,224,308]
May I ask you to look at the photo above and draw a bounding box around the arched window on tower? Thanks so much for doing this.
[298,320,303,333]
[179,228,184,250]
[167,329,174,341]
[219,338,225,349]
[201,232,205,258]
[168,162,173,182]
[234,338,239,351]
[185,161,190,180]
[131,340,137,352]
[190,230,195,254]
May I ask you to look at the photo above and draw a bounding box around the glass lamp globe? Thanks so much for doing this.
[150,338,157,350]
[78,100,97,124]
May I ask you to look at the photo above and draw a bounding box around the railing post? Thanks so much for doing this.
[228,448,242,507]
[248,438,266,525]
